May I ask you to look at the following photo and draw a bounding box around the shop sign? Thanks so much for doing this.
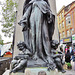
[63,37,71,43]
[72,34,75,44]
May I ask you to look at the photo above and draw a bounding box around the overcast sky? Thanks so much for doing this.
[0,0,75,43]
[56,0,75,12]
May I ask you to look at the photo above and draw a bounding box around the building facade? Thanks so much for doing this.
[57,1,75,45]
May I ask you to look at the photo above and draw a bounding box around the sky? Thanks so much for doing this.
[56,0,75,12]
[0,0,12,43]
[0,0,75,43]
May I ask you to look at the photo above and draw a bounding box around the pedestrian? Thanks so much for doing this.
[60,47,63,52]
[71,49,74,60]
[65,50,71,63]
[70,49,75,71]
[73,54,75,71]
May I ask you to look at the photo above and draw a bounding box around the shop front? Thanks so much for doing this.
[63,37,72,53]
[72,34,75,49]
[63,37,72,44]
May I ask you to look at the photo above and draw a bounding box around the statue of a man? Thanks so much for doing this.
[18,0,55,69]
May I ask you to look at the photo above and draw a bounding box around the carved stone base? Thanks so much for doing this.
[10,73,24,75]
[10,67,64,75]
[27,59,47,67]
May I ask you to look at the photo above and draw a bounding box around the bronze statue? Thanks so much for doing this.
[10,0,66,73]
[10,41,32,73]
[18,0,55,66]
[51,40,66,73]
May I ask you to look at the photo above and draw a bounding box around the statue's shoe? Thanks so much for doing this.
[61,69,66,73]
[58,69,66,73]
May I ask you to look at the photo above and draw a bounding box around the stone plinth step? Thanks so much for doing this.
[10,73,24,75]
[10,67,64,75]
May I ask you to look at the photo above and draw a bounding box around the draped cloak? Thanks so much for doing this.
[19,0,55,61]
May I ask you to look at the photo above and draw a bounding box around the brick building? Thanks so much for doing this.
[57,1,75,45]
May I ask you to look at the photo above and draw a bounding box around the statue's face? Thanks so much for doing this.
[17,43,24,51]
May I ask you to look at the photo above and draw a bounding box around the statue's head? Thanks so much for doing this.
[51,40,59,49]
[38,71,46,75]
[17,41,26,51]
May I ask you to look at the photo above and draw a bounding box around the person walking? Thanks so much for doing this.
[71,49,74,60]
[72,50,75,71]
[65,50,71,63]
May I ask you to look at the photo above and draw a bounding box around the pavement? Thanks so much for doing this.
[65,70,75,75]
[64,61,75,75]
[3,70,10,75]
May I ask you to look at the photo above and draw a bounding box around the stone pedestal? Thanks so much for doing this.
[25,68,64,75]
[10,68,64,75]
[10,73,24,75]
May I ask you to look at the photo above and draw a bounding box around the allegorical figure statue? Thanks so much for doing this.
[18,0,55,66]
[10,0,66,73]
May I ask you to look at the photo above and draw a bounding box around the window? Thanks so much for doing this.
[70,29,72,35]
[62,12,64,18]
[63,32,65,38]
[59,24,61,28]
[59,15,61,20]
[60,33,62,38]
[67,30,69,37]
[62,21,64,28]
[66,15,71,25]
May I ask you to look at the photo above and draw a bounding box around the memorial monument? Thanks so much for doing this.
[11,0,66,74]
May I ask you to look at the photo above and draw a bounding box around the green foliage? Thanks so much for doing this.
[66,63,72,67]
[0,35,2,40]
[2,0,18,37]
[0,40,4,45]
[0,35,4,45]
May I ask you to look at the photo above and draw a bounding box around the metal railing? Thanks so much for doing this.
[0,57,12,75]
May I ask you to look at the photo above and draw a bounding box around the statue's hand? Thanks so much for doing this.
[22,25,27,31]
[47,56,56,71]
[18,20,28,31]
[47,63,56,71]
[14,56,19,60]
[50,13,53,19]
[47,12,53,24]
